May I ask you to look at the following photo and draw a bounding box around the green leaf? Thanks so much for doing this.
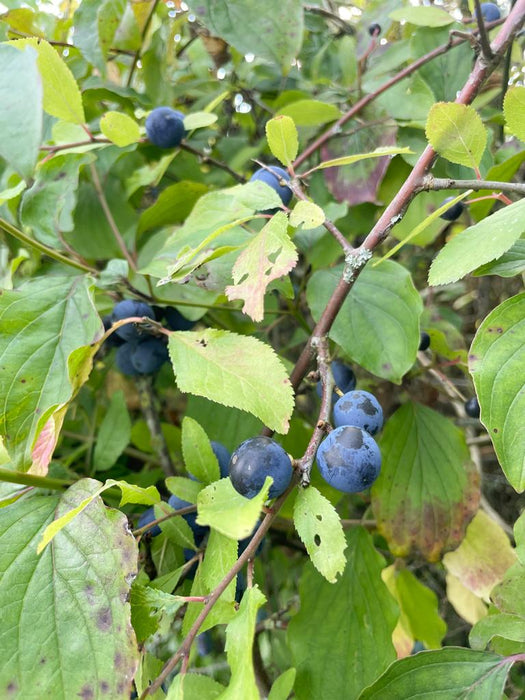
[219,586,267,700]
[310,146,412,172]
[0,480,139,698]
[306,261,423,383]
[293,486,347,583]
[359,648,511,699]
[20,153,94,248]
[201,529,238,602]
[426,102,487,169]
[225,212,298,322]
[165,476,203,504]
[288,528,398,700]
[265,116,298,166]
[0,43,42,179]
[289,200,325,230]
[468,293,525,491]
[429,199,525,285]
[168,329,294,434]
[371,402,480,561]
[10,38,85,124]
[470,613,525,652]
[73,0,125,75]
[155,502,196,549]
[492,561,525,619]
[390,6,454,26]
[0,276,102,471]
[37,479,160,553]
[166,674,225,700]
[276,99,341,126]
[131,583,186,643]
[268,669,296,700]
[443,510,516,600]
[503,86,525,142]
[181,416,220,484]
[137,181,208,234]
[93,391,131,471]
[187,0,304,72]
[100,111,140,146]
[197,477,270,539]
[473,239,525,278]
[183,112,218,130]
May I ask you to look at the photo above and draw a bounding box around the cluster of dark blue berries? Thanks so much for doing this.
[315,362,384,493]
[104,299,192,376]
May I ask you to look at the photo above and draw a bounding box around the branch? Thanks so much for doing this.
[126,0,161,87]
[293,20,511,169]
[180,143,246,183]
[0,468,72,490]
[141,471,301,698]
[296,337,333,487]
[88,163,137,271]
[421,175,525,196]
[473,0,495,61]
[0,217,98,275]
[288,1,525,394]
[132,504,197,537]
[134,375,175,478]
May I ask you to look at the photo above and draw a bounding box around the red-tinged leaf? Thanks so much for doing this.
[30,418,57,476]
[321,109,397,205]
[225,212,298,322]
[371,402,480,562]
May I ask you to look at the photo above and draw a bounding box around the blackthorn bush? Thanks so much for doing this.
[316,360,356,399]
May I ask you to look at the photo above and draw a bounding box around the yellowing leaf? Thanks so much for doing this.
[10,38,85,124]
[100,111,140,147]
[443,510,516,601]
[265,115,298,166]
[426,102,487,169]
[289,200,325,230]
[225,212,298,322]
[503,86,525,142]
[446,573,488,625]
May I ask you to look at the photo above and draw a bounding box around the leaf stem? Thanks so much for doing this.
[0,467,72,490]
[0,217,98,274]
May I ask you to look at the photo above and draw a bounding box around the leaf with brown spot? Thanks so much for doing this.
[371,402,480,562]
[0,479,139,698]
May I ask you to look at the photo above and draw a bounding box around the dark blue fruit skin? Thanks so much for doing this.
[168,494,209,545]
[163,306,194,331]
[145,107,186,148]
[477,2,501,22]
[418,331,431,352]
[211,441,231,479]
[249,166,293,207]
[439,196,464,222]
[130,337,169,374]
[465,397,480,418]
[112,300,155,342]
[137,507,161,536]
[115,343,141,376]
[368,22,381,36]
[229,436,292,499]
[316,360,356,399]
[316,425,382,493]
[333,390,384,436]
